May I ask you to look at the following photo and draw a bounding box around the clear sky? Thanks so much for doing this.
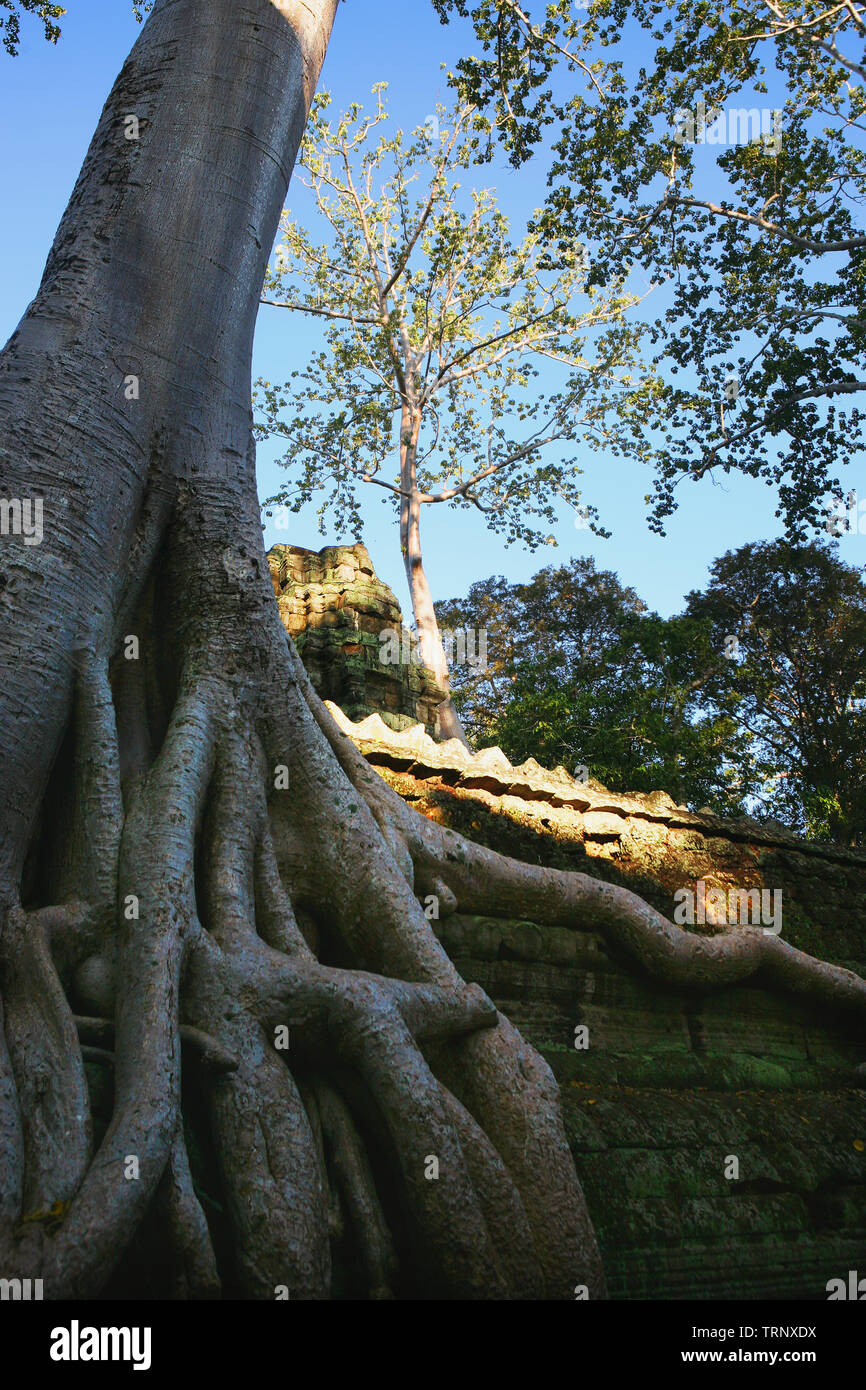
[1,1,859,620]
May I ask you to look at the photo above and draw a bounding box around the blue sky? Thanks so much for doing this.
[1,0,858,620]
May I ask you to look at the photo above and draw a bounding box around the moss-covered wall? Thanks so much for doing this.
[437,913,866,1299]
[329,702,866,1300]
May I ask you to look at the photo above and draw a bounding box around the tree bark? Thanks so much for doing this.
[0,0,864,1303]
[398,405,470,746]
[0,0,336,897]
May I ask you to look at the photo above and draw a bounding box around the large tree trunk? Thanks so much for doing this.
[1,0,864,1302]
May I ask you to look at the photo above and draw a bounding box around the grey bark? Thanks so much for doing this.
[0,0,863,1304]
[0,0,598,1299]
[397,404,471,746]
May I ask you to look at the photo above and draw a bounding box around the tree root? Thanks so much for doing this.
[74,1017,239,1074]
[303,658,866,1015]
[306,1078,396,1298]
[1,906,92,1215]
[4,481,863,1304]
[157,1125,221,1299]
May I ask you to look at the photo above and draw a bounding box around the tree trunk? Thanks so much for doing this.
[1,0,864,1302]
[398,408,470,747]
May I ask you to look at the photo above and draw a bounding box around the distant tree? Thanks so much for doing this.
[686,538,866,845]
[435,556,646,743]
[437,557,747,812]
[442,541,866,838]
[257,86,654,744]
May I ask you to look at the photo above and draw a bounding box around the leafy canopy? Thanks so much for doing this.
[0,1,64,55]
[438,539,866,843]
[257,86,657,547]
[434,0,866,539]
[685,537,866,843]
[437,555,748,813]
[1,0,152,54]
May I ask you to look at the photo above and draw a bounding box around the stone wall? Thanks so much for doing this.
[326,703,866,963]
[327,702,866,1300]
[268,543,446,736]
[440,912,866,1300]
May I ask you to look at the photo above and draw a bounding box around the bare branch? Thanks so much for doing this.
[638,192,866,254]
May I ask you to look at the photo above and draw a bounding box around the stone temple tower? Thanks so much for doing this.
[268,542,447,738]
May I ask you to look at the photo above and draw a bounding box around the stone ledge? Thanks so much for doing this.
[325,701,866,870]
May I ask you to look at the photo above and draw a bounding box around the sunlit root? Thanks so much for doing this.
[302,670,866,1016]
[429,836,866,1010]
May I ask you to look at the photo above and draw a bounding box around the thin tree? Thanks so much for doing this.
[0,0,864,1301]
[257,87,653,743]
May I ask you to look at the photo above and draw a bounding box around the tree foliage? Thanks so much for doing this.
[435,559,646,741]
[434,0,866,538]
[686,537,866,843]
[0,0,65,55]
[0,0,152,54]
[256,86,654,568]
[437,556,748,812]
[439,539,866,841]
[257,82,659,742]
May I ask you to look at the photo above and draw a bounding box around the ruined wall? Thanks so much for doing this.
[268,543,446,736]
[328,702,866,1300]
[327,703,866,963]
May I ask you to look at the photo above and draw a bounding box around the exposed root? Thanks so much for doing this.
[297,1079,344,1241]
[0,677,218,1296]
[74,1016,239,1075]
[307,1078,395,1298]
[434,1083,541,1297]
[0,993,22,1225]
[9,483,862,1304]
[299,659,866,1016]
[325,974,507,1297]
[189,939,332,1301]
[80,1046,116,1069]
[427,837,866,1010]
[1,906,92,1215]
[157,1124,221,1299]
[71,653,124,908]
